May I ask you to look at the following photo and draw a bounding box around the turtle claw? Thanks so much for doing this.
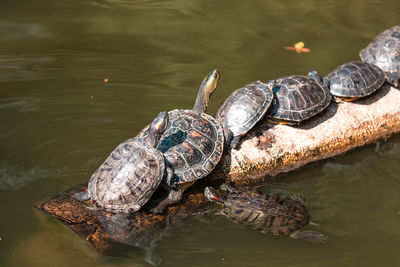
[290,230,328,243]
[150,206,166,215]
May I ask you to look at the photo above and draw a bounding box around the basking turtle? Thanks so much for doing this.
[360,25,400,88]
[214,80,275,149]
[322,61,385,101]
[74,111,172,213]
[204,185,327,242]
[266,73,332,125]
[138,70,224,213]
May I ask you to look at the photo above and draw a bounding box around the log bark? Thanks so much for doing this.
[34,85,400,257]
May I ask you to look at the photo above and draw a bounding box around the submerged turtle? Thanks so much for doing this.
[204,185,327,242]
[138,70,224,213]
[322,61,385,101]
[360,25,400,88]
[266,73,332,125]
[74,111,172,213]
[214,80,275,149]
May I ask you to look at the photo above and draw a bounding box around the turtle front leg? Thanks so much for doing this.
[230,136,241,149]
[222,128,233,151]
[290,230,328,243]
[150,187,183,214]
[163,167,174,187]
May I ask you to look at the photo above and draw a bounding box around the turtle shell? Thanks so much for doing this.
[360,25,400,74]
[219,188,309,235]
[266,75,331,124]
[214,81,274,137]
[88,137,165,213]
[138,109,224,185]
[324,61,385,98]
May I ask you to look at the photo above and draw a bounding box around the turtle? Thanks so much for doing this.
[321,61,385,101]
[265,73,332,125]
[204,185,327,242]
[73,111,172,213]
[138,69,224,213]
[214,80,275,149]
[360,25,400,88]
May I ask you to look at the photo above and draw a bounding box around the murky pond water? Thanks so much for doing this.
[1,0,400,266]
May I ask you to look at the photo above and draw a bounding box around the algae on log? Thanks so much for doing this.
[34,85,400,255]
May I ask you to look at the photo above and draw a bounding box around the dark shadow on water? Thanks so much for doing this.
[96,212,166,266]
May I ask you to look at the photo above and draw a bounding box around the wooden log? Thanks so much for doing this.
[215,85,400,185]
[34,85,400,257]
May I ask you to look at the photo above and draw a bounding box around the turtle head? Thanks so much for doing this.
[308,69,330,88]
[147,111,169,147]
[385,72,400,88]
[308,70,323,83]
[192,69,220,114]
[204,186,225,204]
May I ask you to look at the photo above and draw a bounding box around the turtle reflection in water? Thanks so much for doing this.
[204,185,327,242]
[95,211,167,266]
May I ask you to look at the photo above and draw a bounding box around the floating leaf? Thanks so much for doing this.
[283,41,310,53]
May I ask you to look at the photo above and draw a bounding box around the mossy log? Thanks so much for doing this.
[34,85,400,256]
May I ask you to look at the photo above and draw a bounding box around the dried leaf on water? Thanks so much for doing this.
[283,41,311,53]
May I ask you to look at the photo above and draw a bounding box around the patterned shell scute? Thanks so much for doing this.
[222,189,309,235]
[139,109,224,184]
[267,75,331,123]
[325,61,385,98]
[88,137,165,213]
[360,25,400,73]
[214,81,274,136]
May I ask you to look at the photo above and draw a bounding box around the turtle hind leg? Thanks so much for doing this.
[150,188,183,214]
[385,72,400,88]
[290,194,307,205]
[290,230,328,243]
[72,191,90,202]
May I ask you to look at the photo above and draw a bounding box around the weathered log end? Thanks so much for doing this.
[34,182,210,255]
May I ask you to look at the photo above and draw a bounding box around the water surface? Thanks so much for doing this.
[1,0,400,266]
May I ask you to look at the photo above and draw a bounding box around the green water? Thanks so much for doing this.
[1,0,400,266]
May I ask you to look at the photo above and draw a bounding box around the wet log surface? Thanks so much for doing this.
[34,85,400,258]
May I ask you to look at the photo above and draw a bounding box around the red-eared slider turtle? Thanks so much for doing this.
[321,61,385,101]
[265,73,332,125]
[138,70,224,213]
[74,111,172,213]
[360,25,400,88]
[214,80,275,149]
[204,185,327,242]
